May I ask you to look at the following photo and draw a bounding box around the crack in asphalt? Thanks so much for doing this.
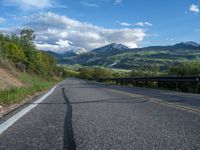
[62,88,76,150]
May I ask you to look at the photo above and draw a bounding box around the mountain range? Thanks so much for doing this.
[46,42,200,70]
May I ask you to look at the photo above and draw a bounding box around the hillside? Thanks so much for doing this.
[0,29,67,113]
[0,66,23,90]
[51,42,200,70]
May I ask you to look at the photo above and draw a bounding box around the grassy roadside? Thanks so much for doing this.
[0,72,56,105]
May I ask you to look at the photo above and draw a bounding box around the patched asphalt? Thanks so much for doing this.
[0,78,200,150]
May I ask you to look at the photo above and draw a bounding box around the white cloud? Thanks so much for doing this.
[4,0,55,9]
[135,22,153,27]
[119,22,131,26]
[1,12,147,52]
[119,21,153,27]
[144,22,153,27]
[0,17,6,24]
[189,4,199,13]
[56,39,73,49]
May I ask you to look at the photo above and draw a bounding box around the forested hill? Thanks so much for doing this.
[51,42,200,70]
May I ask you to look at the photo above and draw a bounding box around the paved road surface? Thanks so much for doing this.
[0,78,200,150]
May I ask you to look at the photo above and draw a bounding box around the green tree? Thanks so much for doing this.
[79,67,113,80]
[6,43,25,62]
[20,28,36,50]
[169,61,200,76]
[79,68,94,79]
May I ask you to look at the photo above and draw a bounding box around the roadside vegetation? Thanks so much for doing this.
[79,67,113,79]
[168,61,200,76]
[0,29,67,105]
[64,61,200,93]
[61,61,200,80]
[129,62,200,93]
[0,73,55,105]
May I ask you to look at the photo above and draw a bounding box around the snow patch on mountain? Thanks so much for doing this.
[108,60,120,68]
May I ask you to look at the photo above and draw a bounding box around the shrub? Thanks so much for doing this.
[169,61,200,76]
[79,67,113,80]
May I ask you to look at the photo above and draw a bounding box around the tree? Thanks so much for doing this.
[79,67,113,80]
[169,61,200,76]
[6,42,25,62]
[20,28,36,50]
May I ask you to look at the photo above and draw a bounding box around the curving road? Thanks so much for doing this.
[0,78,200,150]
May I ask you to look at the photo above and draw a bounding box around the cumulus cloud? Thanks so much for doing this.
[3,0,55,9]
[135,22,153,27]
[1,12,146,52]
[0,17,6,24]
[189,4,199,13]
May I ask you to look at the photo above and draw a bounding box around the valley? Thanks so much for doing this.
[47,42,200,71]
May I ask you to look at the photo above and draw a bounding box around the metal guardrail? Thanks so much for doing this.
[98,76,200,82]
[98,76,200,92]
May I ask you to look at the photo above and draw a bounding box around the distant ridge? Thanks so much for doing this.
[46,41,200,70]
[173,41,200,48]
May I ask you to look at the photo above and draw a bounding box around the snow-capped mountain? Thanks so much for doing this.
[68,48,88,54]
[92,43,129,53]
[46,41,200,69]
[106,43,130,50]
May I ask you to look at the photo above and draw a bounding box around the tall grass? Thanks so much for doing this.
[0,73,55,105]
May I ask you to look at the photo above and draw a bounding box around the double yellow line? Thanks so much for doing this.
[106,88,200,116]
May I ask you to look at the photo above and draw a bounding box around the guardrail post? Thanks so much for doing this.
[125,80,128,85]
[158,82,161,88]
[145,81,148,86]
[120,79,123,85]
[175,82,179,91]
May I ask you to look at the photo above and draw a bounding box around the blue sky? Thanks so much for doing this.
[0,0,199,52]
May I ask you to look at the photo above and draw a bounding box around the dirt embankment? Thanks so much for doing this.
[0,67,24,90]
[0,66,25,117]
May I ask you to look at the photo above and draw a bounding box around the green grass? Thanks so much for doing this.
[64,69,80,77]
[59,64,82,70]
[111,68,131,73]
[0,73,56,105]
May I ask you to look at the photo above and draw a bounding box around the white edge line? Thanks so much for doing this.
[0,85,57,135]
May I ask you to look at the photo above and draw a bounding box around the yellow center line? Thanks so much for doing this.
[106,88,200,116]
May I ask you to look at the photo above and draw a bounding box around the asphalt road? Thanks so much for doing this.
[0,78,200,150]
